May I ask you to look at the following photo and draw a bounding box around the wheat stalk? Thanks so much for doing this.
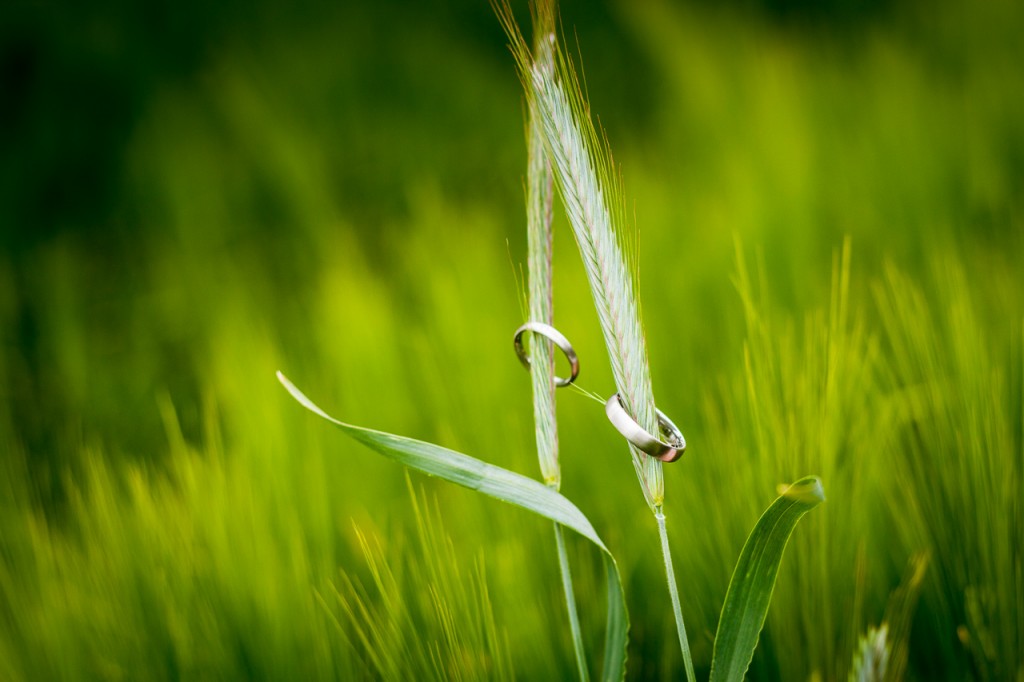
[526,19,560,490]
[497,0,664,511]
[521,4,589,679]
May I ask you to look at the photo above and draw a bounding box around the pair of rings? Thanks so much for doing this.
[513,322,686,463]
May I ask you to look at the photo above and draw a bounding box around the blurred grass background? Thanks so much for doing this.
[1,0,1022,679]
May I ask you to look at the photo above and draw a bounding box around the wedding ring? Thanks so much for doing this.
[604,392,685,463]
[513,322,580,387]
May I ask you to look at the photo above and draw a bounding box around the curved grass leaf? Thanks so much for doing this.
[277,371,628,681]
[710,476,826,682]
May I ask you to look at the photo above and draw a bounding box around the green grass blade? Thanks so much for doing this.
[277,371,629,681]
[710,476,826,682]
[554,522,590,682]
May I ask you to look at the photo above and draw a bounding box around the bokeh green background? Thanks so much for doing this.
[2,0,1022,679]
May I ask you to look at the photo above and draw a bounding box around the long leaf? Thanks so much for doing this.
[710,476,826,682]
[277,371,629,681]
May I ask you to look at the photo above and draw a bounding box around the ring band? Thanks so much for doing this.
[604,392,685,463]
[513,322,580,388]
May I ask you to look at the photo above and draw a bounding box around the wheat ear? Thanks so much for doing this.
[526,16,560,489]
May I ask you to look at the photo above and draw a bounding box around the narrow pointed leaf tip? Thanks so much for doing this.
[710,475,825,682]
[276,370,630,681]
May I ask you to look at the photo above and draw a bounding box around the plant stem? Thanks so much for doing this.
[523,4,590,678]
[657,511,696,682]
[554,521,590,682]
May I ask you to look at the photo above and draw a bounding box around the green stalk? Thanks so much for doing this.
[657,512,696,682]
[555,521,589,682]
[523,2,588,678]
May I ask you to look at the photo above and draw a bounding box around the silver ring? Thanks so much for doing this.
[513,322,580,388]
[604,392,685,463]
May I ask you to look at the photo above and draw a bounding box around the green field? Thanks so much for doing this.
[1,0,1022,679]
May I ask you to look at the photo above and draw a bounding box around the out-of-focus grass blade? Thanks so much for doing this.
[710,476,826,682]
[277,371,628,681]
